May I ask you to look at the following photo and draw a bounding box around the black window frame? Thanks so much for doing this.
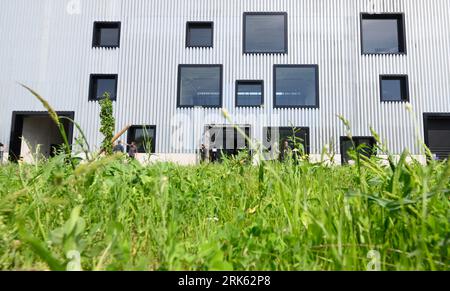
[177,64,223,108]
[340,136,377,165]
[380,75,409,102]
[273,64,320,109]
[186,21,214,48]
[206,125,252,159]
[360,13,407,55]
[263,127,310,155]
[243,12,288,54]
[92,21,121,48]
[423,113,450,160]
[235,80,264,108]
[88,74,118,101]
[127,125,157,154]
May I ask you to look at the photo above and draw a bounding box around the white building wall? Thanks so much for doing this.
[1,0,450,158]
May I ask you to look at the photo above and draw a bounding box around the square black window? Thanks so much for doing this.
[274,65,319,108]
[424,114,450,160]
[380,75,409,102]
[177,65,222,107]
[361,14,406,54]
[93,22,121,48]
[244,12,287,54]
[340,136,377,164]
[236,80,264,107]
[127,125,156,154]
[186,22,213,48]
[89,74,118,101]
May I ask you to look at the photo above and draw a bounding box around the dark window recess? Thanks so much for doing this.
[186,22,213,47]
[424,114,450,160]
[127,126,156,154]
[89,74,118,101]
[244,13,287,54]
[380,75,409,102]
[263,127,310,157]
[206,126,251,161]
[340,136,377,164]
[274,65,319,108]
[361,14,406,54]
[236,80,263,107]
[177,65,222,107]
[93,22,121,48]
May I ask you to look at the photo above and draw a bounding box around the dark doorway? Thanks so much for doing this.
[424,113,450,160]
[263,127,310,160]
[205,125,251,161]
[9,111,75,162]
[340,136,377,165]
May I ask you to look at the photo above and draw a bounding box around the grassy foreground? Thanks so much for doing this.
[0,154,448,271]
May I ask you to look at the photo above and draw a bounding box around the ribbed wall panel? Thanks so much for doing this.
[1,0,450,155]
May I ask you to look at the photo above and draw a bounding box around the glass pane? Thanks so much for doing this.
[362,19,400,53]
[189,25,212,47]
[265,128,307,153]
[342,139,355,163]
[95,78,116,99]
[245,14,286,53]
[429,130,450,149]
[99,27,119,46]
[356,138,375,158]
[275,67,317,107]
[208,127,224,149]
[237,83,262,106]
[224,128,235,150]
[179,66,221,106]
[236,127,248,149]
[381,79,403,101]
[133,127,155,153]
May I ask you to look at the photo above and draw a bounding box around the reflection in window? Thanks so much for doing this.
[236,81,263,107]
[244,13,287,53]
[274,65,319,108]
[127,126,156,153]
[361,14,406,54]
[178,65,222,107]
[380,75,409,102]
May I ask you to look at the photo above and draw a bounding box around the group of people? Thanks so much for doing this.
[199,140,294,163]
[112,140,138,159]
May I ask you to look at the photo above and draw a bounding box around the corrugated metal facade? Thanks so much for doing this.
[1,0,449,157]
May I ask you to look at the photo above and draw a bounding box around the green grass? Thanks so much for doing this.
[0,153,448,271]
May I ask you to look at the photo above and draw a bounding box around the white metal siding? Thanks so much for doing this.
[1,0,450,155]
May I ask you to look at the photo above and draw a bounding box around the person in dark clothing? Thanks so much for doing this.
[210,146,218,163]
[128,141,138,159]
[200,144,208,163]
[113,140,125,153]
[280,140,292,162]
[0,143,4,164]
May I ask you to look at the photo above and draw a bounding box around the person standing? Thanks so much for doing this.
[113,140,125,153]
[280,140,292,162]
[211,146,218,163]
[128,141,138,159]
[200,144,208,163]
[0,143,4,164]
